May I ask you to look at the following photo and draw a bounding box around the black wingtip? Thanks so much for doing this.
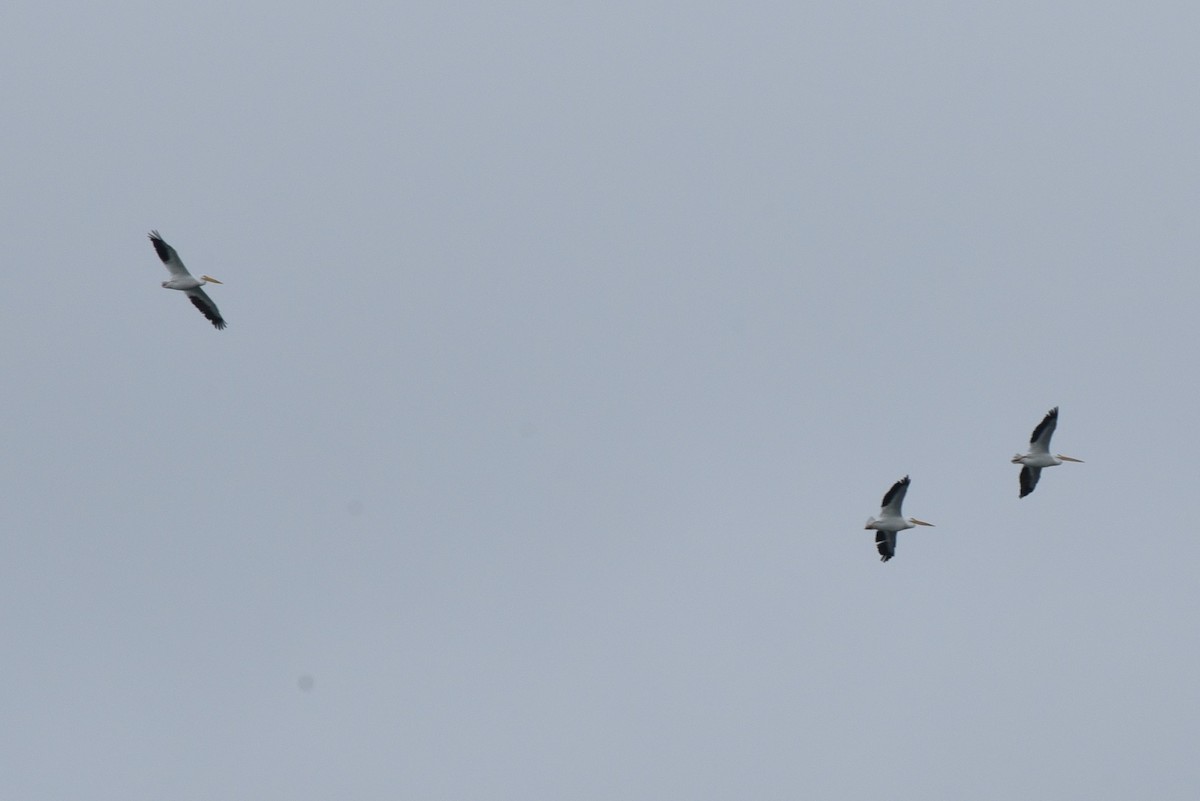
[875,530,895,562]
[148,230,171,263]
[880,475,911,509]
[187,295,227,330]
[1028,407,1060,446]
[1018,466,1037,498]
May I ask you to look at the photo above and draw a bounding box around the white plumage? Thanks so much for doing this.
[1012,407,1082,498]
[863,476,934,562]
[148,231,226,329]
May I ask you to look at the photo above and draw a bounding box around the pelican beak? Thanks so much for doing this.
[910,518,934,527]
[1057,455,1083,463]
[201,275,223,284]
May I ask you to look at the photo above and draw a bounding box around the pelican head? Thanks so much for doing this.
[200,275,223,285]
[1011,453,1025,464]
[1057,455,1083,463]
[864,516,876,530]
[908,518,934,527]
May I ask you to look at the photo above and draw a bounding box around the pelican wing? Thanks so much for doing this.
[876,530,896,562]
[148,230,193,279]
[1019,465,1041,498]
[186,287,226,330]
[879,475,910,517]
[1029,407,1059,454]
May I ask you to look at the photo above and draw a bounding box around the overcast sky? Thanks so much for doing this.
[3,2,1199,798]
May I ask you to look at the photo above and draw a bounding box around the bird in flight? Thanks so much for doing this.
[863,475,934,562]
[1012,407,1082,498]
[148,231,226,329]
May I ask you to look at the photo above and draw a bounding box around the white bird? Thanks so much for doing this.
[148,231,226,329]
[864,475,934,562]
[1012,407,1083,498]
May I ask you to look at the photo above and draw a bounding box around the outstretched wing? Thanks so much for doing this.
[1019,465,1041,498]
[876,530,896,562]
[148,230,193,279]
[879,475,910,517]
[1029,407,1059,454]
[185,287,226,330]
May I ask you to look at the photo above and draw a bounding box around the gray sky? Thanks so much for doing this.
[2,2,1198,798]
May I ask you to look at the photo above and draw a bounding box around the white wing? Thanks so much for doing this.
[148,230,193,279]
[879,475,910,518]
[1029,407,1059,455]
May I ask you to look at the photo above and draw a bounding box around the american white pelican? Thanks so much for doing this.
[148,231,226,329]
[1012,407,1083,498]
[864,475,933,562]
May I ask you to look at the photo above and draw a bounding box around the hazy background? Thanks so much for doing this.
[2,2,1198,798]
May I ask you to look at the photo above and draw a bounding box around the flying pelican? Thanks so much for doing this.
[1012,407,1083,498]
[864,475,934,562]
[148,231,226,329]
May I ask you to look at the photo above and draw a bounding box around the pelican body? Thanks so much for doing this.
[1012,407,1082,497]
[864,475,934,562]
[148,230,226,329]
